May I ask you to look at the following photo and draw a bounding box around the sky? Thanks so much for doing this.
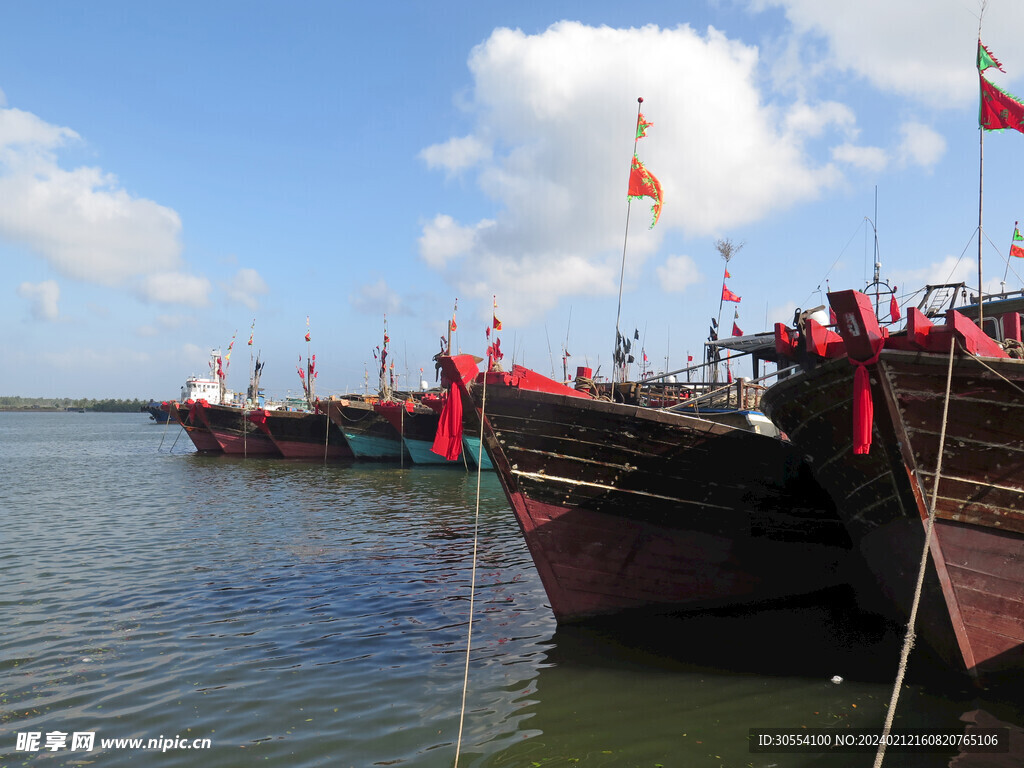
[4,0,1024,400]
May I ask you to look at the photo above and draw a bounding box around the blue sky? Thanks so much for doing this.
[4,0,1024,399]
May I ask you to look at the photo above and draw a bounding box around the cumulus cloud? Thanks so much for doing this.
[420,135,492,174]
[896,122,946,169]
[137,272,212,306]
[0,107,184,287]
[17,280,60,321]
[754,0,1024,107]
[831,143,888,172]
[656,255,702,293]
[418,21,850,321]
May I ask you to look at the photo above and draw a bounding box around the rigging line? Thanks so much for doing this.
[454,370,488,768]
[807,218,872,309]
[872,339,957,768]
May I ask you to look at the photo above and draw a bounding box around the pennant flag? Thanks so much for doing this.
[687,354,693,362]
[732,309,743,337]
[724,269,731,279]
[633,329,639,340]
[1012,244,1024,258]
[980,74,1024,133]
[493,315,502,330]
[449,318,457,332]
[305,331,311,342]
[628,155,663,228]
[1015,221,1023,241]
[890,290,901,323]
[722,284,741,303]
[642,349,648,363]
[979,41,1005,74]
[636,112,652,139]
[248,318,255,346]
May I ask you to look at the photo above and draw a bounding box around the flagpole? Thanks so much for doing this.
[979,111,985,329]
[613,97,645,394]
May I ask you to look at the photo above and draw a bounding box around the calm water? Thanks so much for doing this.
[1,413,1021,768]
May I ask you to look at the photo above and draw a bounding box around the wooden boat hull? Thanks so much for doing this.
[448,363,853,622]
[192,402,280,456]
[250,409,352,460]
[761,350,1024,678]
[374,402,462,465]
[324,400,407,461]
[168,401,222,453]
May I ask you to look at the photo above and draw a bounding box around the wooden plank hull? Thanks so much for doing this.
[253,409,352,460]
[168,401,222,453]
[762,350,1024,678]
[374,403,462,465]
[324,400,407,461]
[464,374,853,622]
[193,402,280,456]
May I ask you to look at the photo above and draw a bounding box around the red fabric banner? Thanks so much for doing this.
[431,389,463,461]
[980,75,1024,133]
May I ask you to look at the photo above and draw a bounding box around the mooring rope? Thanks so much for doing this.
[454,372,488,767]
[872,339,957,768]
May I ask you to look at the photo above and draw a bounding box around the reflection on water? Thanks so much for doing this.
[0,413,1021,767]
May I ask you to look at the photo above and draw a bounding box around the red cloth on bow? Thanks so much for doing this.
[431,389,463,461]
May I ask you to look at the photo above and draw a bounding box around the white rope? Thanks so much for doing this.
[454,371,487,767]
[873,339,957,768]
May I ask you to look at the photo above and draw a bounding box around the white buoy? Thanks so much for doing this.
[831,675,843,684]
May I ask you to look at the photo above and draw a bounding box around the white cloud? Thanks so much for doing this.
[17,280,60,321]
[896,122,946,169]
[419,135,492,174]
[418,214,493,268]
[753,0,1024,107]
[137,272,212,306]
[656,255,702,293]
[419,21,847,320]
[222,268,268,311]
[351,278,403,316]
[0,107,183,287]
[831,143,888,172]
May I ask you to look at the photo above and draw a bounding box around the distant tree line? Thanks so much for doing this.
[0,396,149,412]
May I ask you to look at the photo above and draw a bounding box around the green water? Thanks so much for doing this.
[0,413,1020,767]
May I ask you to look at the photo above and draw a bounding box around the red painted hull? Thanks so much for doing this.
[249,409,353,460]
[168,401,222,453]
[437,357,853,622]
[193,402,280,456]
[762,292,1024,680]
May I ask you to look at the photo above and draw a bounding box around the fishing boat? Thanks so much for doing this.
[142,400,172,423]
[435,353,854,622]
[373,398,464,466]
[191,400,281,456]
[760,286,1024,680]
[165,400,222,453]
[421,390,493,469]
[323,397,407,461]
[248,407,352,460]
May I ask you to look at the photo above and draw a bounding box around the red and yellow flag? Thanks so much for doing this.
[628,156,663,228]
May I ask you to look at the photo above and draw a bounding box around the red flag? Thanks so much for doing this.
[724,269,731,279]
[829,307,837,325]
[493,314,502,330]
[732,321,743,337]
[687,355,693,362]
[722,284,741,303]
[305,331,311,342]
[449,318,457,332]
[980,74,1024,133]
[890,291,901,322]
[628,155,663,227]
[1011,244,1024,258]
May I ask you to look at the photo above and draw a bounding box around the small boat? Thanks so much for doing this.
[436,353,854,622]
[141,400,172,423]
[761,285,1024,681]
